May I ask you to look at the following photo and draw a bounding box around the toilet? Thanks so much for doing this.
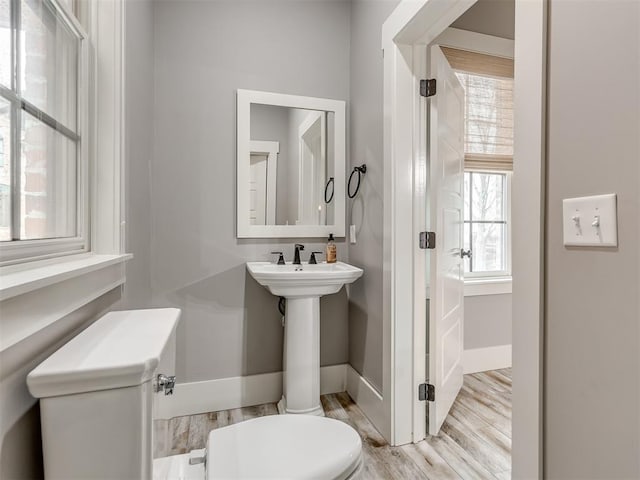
[27,309,363,479]
[154,415,362,480]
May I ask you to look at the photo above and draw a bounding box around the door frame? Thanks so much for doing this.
[381,1,546,478]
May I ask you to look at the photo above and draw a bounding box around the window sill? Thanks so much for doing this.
[464,276,512,297]
[1,252,132,357]
[0,253,132,301]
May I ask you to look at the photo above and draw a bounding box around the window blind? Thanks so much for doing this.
[442,47,514,172]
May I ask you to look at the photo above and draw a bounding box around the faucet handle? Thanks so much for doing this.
[309,251,324,264]
[271,251,285,265]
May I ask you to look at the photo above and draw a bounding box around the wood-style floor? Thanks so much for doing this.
[165,369,512,479]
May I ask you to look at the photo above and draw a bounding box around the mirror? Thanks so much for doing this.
[237,90,345,238]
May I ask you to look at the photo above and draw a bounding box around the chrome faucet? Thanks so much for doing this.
[293,244,305,265]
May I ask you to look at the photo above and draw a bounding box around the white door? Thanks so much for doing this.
[249,153,268,225]
[427,46,465,435]
[249,141,279,225]
[298,112,326,225]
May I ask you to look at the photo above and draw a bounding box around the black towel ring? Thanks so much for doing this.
[324,177,335,204]
[347,164,367,199]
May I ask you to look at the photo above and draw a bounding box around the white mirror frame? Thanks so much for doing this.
[237,89,346,238]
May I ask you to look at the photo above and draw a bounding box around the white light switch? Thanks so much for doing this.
[562,194,617,247]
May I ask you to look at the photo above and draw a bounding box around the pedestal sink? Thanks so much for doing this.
[247,261,363,416]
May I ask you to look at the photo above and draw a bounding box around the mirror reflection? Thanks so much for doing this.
[249,104,335,226]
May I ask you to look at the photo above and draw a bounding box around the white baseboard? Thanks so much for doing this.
[157,364,348,419]
[463,344,512,374]
[346,365,385,433]
[320,364,348,395]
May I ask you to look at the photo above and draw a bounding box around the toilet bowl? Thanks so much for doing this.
[155,415,363,480]
[27,308,363,479]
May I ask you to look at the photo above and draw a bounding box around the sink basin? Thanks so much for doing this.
[246,261,363,297]
[247,260,363,416]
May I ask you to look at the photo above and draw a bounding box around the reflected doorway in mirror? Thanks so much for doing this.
[249,140,279,225]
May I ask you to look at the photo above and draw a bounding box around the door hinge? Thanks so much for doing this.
[418,383,435,401]
[419,231,436,249]
[420,79,436,97]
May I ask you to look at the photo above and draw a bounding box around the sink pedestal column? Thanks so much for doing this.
[277,296,323,416]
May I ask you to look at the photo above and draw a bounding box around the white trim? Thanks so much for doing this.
[236,89,346,238]
[346,365,385,433]
[464,171,513,282]
[0,253,131,301]
[435,27,514,59]
[156,364,348,419]
[464,277,512,296]
[0,261,127,354]
[52,0,87,37]
[463,345,512,374]
[382,2,545,474]
[91,0,125,254]
[511,1,546,478]
[0,238,87,266]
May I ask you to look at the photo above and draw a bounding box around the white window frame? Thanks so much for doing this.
[464,169,512,296]
[0,0,130,313]
[0,0,90,266]
[463,170,512,277]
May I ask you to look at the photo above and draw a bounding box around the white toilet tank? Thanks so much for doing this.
[27,308,180,480]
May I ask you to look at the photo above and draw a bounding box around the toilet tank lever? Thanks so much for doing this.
[155,373,176,395]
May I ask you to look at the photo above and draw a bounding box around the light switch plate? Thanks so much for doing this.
[562,194,617,247]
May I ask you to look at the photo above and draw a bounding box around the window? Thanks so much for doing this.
[463,171,510,277]
[442,46,513,278]
[0,0,86,265]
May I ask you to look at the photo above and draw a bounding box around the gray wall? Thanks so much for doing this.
[451,0,515,40]
[347,0,400,393]
[151,0,351,383]
[545,1,640,477]
[465,294,511,349]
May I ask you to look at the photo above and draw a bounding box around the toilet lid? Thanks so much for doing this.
[206,415,362,480]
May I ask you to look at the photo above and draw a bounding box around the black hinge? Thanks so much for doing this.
[419,231,436,249]
[420,79,437,97]
[418,383,435,401]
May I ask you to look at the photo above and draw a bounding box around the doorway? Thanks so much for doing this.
[381,1,546,478]
[425,22,516,436]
